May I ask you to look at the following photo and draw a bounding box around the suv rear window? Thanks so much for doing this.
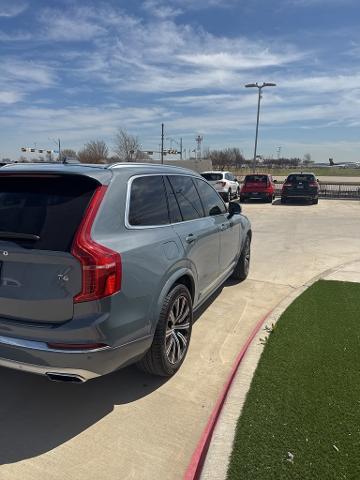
[244,175,268,183]
[287,174,315,182]
[0,174,98,251]
[201,173,223,181]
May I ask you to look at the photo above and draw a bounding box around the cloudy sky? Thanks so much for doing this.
[0,0,360,161]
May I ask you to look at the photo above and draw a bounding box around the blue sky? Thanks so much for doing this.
[1,0,360,161]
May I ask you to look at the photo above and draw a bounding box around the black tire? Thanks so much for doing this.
[137,284,193,377]
[227,189,232,202]
[281,197,287,204]
[240,195,245,203]
[267,194,273,203]
[312,198,319,205]
[231,235,251,282]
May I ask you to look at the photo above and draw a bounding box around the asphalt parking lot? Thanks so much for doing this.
[0,199,359,480]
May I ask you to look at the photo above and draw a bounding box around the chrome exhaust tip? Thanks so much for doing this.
[46,372,86,383]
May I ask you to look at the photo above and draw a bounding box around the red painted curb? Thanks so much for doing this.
[184,310,272,480]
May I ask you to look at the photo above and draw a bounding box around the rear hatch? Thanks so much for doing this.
[201,173,224,189]
[242,175,269,192]
[0,173,99,324]
[284,174,317,195]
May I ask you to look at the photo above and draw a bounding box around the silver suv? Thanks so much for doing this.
[0,162,251,382]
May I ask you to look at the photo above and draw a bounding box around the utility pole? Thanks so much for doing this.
[58,138,61,162]
[180,137,183,160]
[161,123,164,164]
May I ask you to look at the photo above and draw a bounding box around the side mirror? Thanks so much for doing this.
[228,201,241,218]
[273,179,277,183]
[234,177,238,182]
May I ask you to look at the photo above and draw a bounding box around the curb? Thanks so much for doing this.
[183,310,272,480]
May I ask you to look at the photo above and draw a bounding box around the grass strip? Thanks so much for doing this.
[227,280,360,480]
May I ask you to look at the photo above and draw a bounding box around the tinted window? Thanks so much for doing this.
[194,179,226,216]
[168,175,204,221]
[129,176,169,226]
[287,174,315,183]
[201,173,223,181]
[245,175,268,183]
[0,175,97,251]
[164,176,182,223]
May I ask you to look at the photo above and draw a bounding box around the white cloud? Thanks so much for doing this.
[0,1,27,17]
[0,90,24,104]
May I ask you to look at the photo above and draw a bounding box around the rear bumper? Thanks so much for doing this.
[282,192,318,199]
[0,334,152,381]
[241,191,272,200]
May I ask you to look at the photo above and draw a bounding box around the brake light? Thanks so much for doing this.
[216,181,226,187]
[309,182,318,188]
[71,185,122,303]
[283,182,292,187]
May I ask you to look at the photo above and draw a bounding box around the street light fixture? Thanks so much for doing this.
[245,82,276,173]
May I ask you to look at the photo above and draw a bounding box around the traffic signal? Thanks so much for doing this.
[21,147,27,152]
[30,148,35,153]
[38,149,44,153]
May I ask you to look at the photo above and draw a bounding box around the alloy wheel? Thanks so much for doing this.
[165,295,191,365]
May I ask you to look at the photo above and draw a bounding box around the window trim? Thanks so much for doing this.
[125,173,218,230]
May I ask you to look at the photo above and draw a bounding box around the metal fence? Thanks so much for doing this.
[272,182,360,199]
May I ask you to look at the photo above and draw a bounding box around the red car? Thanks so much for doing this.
[240,174,276,203]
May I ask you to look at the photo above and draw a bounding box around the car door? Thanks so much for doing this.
[166,175,220,300]
[194,178,241,277]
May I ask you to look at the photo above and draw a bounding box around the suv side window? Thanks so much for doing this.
[194,178,227,216]
[168,175,204,221]
[225,173,230,180]
[128,175,169,226]
[164,176,182,223]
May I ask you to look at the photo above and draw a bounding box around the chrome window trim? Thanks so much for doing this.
[125,172,227,230]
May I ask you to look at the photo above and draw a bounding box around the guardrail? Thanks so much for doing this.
[274,182,360,199]
[237,182,360,199]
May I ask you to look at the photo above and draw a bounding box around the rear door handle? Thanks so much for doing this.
[185,234,197,244]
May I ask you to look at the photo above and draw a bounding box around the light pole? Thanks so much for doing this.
[245,82,276,173]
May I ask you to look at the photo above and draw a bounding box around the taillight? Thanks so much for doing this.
[71,185,122,303]
[216,181,226,187]
[283,182,292,188]
[309,182,318,188]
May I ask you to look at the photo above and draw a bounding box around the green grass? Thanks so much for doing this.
[227,280,360,480]
[231,167,360,177]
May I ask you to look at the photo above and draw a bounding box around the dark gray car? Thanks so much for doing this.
[0,162,251,382]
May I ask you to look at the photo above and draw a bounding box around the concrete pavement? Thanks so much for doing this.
[0,199,359,480]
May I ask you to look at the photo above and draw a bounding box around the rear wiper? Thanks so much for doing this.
[0,232,40,241]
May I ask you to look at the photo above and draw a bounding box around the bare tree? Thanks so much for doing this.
[78,140,109,164]
[303,153,313,167]
[114,129,144,161]
[60,148,78,161]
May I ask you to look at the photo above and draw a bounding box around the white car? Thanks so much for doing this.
[200,171,240,202]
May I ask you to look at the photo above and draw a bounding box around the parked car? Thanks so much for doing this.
[0,163,252,383]
[281,173,319,204]
[200,171,240,202]
[240,174,276,203]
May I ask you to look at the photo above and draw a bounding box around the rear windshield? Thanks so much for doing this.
[287,174,315,182]
[0,175,98,251]
[201,173,223,181]
[244,175,268,183]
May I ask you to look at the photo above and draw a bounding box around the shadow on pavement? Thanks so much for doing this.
[0,364,167,464]
[272,198,314,206]
[0,283,227,465]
